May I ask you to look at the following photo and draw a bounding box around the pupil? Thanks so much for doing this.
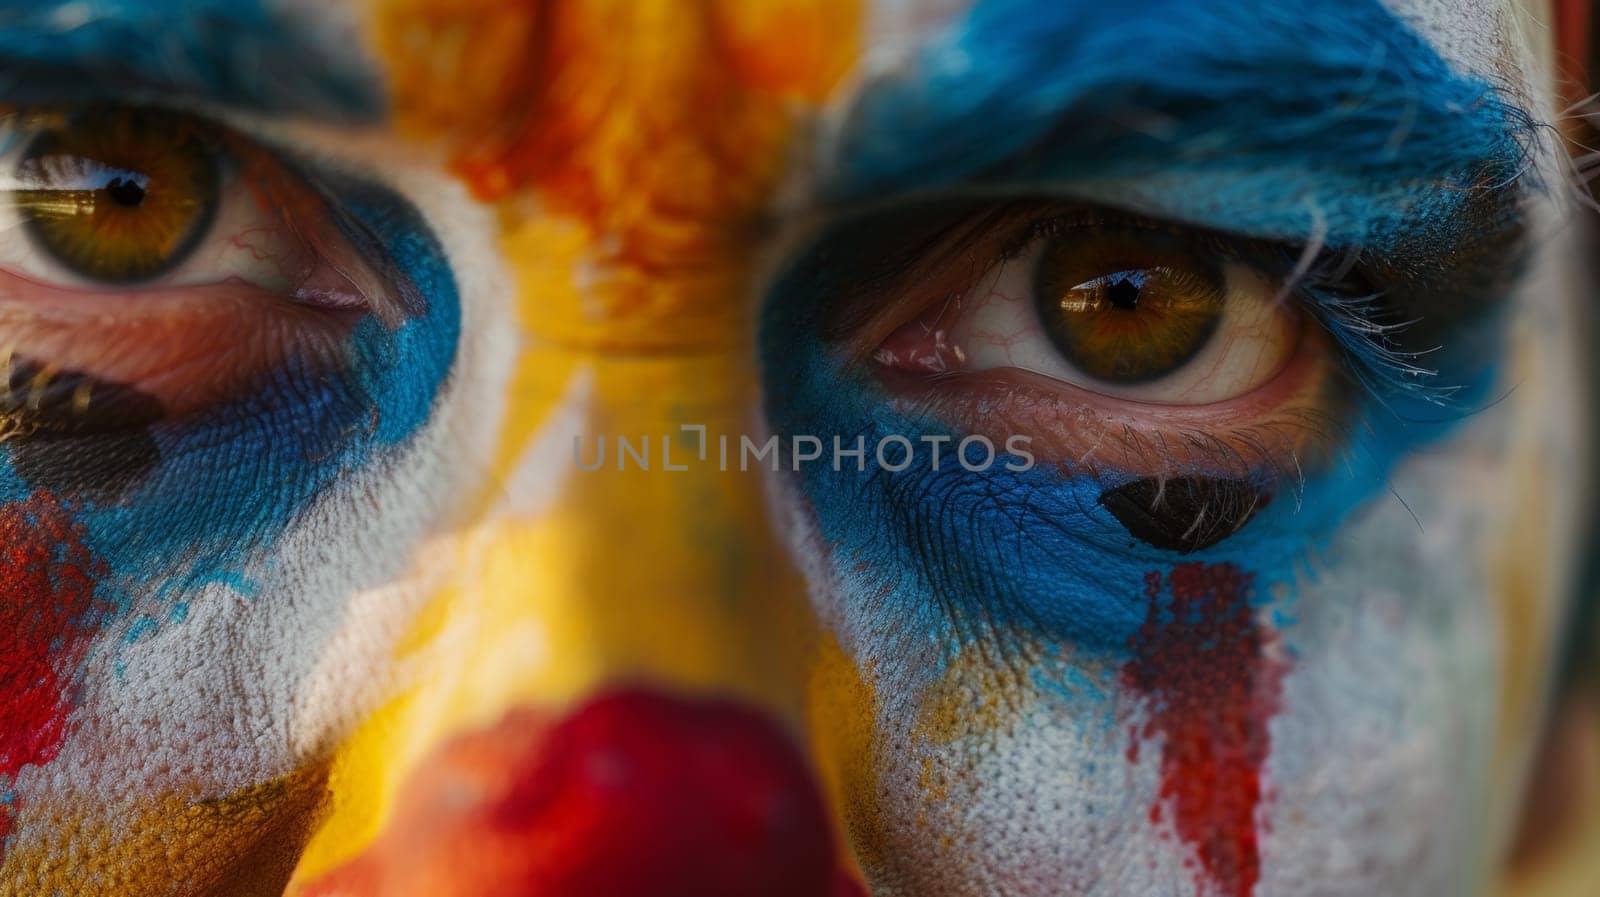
[105,176,146,208]
[1104,270,1144,310]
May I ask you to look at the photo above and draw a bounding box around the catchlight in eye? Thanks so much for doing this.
[12,108,221,284]
[1033,230,1226,385]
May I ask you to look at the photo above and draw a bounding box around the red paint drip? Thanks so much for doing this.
[0,494,105,855]
[1122,563,1286,897]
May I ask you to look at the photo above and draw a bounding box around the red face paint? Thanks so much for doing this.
[0,493,106,854]
[304,687,858,897]
[1122,563,1287,897]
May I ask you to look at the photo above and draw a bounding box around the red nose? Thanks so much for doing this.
[302,687,864,897]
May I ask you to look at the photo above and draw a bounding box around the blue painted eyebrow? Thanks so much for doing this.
[826,0,1537,248]
[0,0,382,120]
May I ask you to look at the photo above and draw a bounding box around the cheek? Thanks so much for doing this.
[800,399,1559,897]
[1254,473,1503,897]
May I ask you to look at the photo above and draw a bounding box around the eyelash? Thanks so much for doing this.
[1010,209,1464,409]
[1292,253,1470,410]
[0,105,425,460]
[834,202,1475,488]
[1012,208,1490,424]
[0,102,464,585]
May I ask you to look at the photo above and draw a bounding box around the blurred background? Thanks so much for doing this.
[1501,2,1600,893]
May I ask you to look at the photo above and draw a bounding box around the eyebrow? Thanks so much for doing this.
[0,1,382,120]
[823,0,1537,250]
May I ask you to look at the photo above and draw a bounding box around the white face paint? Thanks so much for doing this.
[777,1,1590,895]
[0,2,1583,895]
[0,121,520,881]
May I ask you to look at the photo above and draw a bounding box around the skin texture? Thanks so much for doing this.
[0,1,1590,896]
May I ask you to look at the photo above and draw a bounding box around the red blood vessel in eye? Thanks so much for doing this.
[0,110,394,427]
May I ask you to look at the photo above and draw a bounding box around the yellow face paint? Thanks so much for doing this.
[289,0,862,883]
[2,765,328,897]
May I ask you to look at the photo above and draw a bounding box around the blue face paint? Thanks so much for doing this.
[0,0,381,119]
[761,199,1509,682]
[0,162,460,622]
[827,0,1536,249]
[765,1,1535,686]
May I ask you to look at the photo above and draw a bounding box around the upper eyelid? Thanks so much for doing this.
[811,201,1317,349]
[790,197,1525,426]
[809,188,1527,379]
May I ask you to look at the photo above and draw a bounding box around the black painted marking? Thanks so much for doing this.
[1098,475,1272,554]
[0,357,165,501]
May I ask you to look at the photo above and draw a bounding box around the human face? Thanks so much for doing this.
[0,2,1586,896]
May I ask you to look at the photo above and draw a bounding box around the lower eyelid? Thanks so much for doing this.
[0,268,357,419]
[875,317,1345,479]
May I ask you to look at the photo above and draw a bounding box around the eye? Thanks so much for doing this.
[13,108,221,284]
[837,205,1345,479]
[0,106,393,423]
[873,217,1303,408]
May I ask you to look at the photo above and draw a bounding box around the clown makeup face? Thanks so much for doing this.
[0,1,1593,896]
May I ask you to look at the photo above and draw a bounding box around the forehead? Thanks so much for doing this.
[2,3,1544,207]
[329,0,1544,363]
[1386,0,1535,80]
[2,1,1538,124]
[0,1,1539,109]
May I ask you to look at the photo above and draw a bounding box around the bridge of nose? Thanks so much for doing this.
[291,0,864,880]
[288,340,833,887]
[416,343,821,716]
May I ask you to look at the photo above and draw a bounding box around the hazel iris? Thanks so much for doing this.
[13,108,220,284]
[1033,229,1226,384]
